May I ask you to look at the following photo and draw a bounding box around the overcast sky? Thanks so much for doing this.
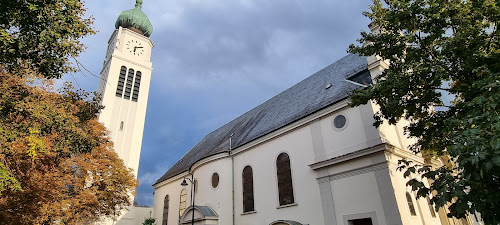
[68,0,372,206]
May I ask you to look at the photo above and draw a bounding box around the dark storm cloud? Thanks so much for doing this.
[151,0,370,88]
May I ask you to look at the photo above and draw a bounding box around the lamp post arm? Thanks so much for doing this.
[184,177,193,183]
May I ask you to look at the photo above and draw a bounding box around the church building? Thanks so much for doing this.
[152,22,479,225]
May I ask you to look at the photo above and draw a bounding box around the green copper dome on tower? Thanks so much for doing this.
[115,0,153,37]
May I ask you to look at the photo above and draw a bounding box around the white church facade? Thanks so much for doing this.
[151,24,480,225]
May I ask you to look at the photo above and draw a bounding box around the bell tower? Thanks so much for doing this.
[97,0,153,181]
[97,1,154,224]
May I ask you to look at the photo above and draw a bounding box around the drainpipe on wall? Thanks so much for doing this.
[229,133,235,225]
[191,173,195,225]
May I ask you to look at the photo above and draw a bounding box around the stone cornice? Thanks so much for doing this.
[308,143,387,171]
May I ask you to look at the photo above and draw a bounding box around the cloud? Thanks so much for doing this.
[139,165,171,186]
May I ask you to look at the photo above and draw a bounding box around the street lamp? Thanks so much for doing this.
[181,177,196,225]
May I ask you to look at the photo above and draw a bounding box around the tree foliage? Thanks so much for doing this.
[0,0,95,79]
[0,71,138,224]
[349,0,499,223]
[142,217,156,225]
[0,0,138,224]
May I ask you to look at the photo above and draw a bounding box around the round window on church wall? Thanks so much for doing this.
[211,173,219,189]
[332,114,347,131]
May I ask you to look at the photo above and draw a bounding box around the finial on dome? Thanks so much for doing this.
[135,0,143,8]
[115,0,153,37]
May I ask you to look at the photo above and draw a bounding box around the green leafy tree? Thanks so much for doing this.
[0,0,95,79]
[349,0,499,223]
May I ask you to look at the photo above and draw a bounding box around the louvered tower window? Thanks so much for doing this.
[115,66,127,97]
[124,68,134,99]
[242,166,254,212]
[163,195,169,225]
[276,152,294,206]
[132,71,141,102]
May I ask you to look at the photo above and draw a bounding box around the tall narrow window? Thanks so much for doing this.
[163,195,169,225]
[426,197,436,217]
[132,71,141,102]
[242,166,254,212]
[124,68,134,99]
[179,189,187,217]
[406,192,417,216]
[115,66,127,97]
[119,121,124,131]
[276,152,294,206]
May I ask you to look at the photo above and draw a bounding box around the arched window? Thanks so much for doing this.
[162,195,169,225]
[179,189,187,217]
[406,192,417,216]
[242,166,254,212]
[115,66,127,97]
[276,152,294,206]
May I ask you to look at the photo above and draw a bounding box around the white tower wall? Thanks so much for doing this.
[98,27,154,179]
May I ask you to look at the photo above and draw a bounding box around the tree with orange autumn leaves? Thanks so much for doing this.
[0,0,138,224]
[0,70,138,224]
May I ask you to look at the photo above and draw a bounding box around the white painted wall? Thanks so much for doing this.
[387,153,443,225]
[233,122,324,225]
[98,27,153,178]
[153,175,186,225]
[319,104,382,161]
[191,157,233,225]
[116,206,154,225]
[332,172,386,225]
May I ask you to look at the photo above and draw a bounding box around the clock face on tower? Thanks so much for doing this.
[126,39,145,56]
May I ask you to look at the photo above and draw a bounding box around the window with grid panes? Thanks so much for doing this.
[179,189,187,217]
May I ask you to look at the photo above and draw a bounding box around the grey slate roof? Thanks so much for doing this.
[155,54,368,185]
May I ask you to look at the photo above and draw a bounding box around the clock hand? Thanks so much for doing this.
[133,46,143,53]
